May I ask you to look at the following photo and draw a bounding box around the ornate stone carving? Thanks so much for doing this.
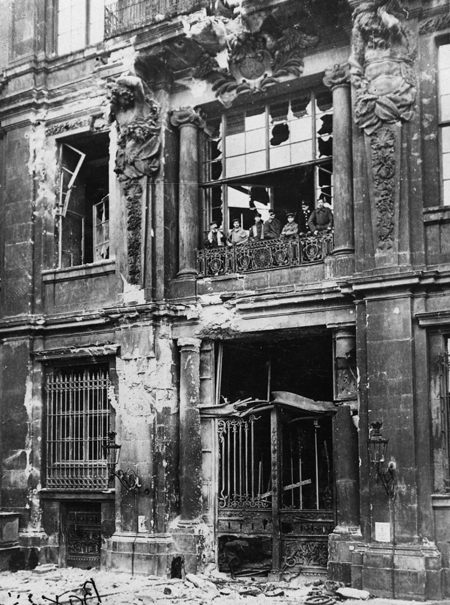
[108,75,161,285]
[187,14,318,107]
[283,540,329,568]
[323,63,350,90]
[419,13,450,35]
[170,107,206,129]
[370,125,397,250]
[349,0,416,135]
[46,117,91,136]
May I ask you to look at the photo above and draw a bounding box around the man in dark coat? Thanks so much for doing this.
[308,199,333,234]
[263,209,281,239]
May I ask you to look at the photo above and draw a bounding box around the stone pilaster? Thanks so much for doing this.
[177,337,203,521]
[171,108,205,286]
[324,64,354,256]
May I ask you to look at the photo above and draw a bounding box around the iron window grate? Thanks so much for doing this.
[45,367,111,490]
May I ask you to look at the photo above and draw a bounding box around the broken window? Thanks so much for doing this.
[57,133,110,268]
[439,43,450,205]
[45,364,113,490]
[57,0,104,55]
[201,89,333,241]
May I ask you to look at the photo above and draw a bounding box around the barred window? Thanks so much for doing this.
[45,365,112,490]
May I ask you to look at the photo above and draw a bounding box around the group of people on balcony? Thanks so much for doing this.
[204,200,333,249]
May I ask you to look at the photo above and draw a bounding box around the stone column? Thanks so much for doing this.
[328,327,360,585]
[178,338,203,520]
[333,327,359,527]
[324,64,353,255]
[171,108,205,279]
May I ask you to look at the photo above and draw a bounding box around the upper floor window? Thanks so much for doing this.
[45,363,112,490]
[57,132,110,268]
[201,89,333,239]
[439,43,450,206]
[57,0,104,55]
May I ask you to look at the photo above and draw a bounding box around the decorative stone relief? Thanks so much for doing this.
[323,63,350,90]
[349,1,415,254]
[370,125,397,249]
[419,13,450,35]
[187,13,318,107]
[107,75,161,284]
[46,117,91,136]
[349,0,416,136]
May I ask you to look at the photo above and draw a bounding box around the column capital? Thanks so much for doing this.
[178,337,201,352]
[171,107,206,130]
[323,63,350,90]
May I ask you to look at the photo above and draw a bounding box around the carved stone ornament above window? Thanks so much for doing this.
[349,0,417,135]
[186,13,319,107]
[107,75,162,285]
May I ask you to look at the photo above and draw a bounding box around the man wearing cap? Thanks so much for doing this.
[249,213,264,240]
[227,219,248,246]
[263,209,281,240]
[308,199,333,235]
[281,213,299,239]
[204,221,225,248]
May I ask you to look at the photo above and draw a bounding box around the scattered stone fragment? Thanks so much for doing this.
[163,586,172,595]
[219,587,232,595]
[239,587,261,596]
[336,587,370,600]
[32,564,58,574]
[265,588,285,597]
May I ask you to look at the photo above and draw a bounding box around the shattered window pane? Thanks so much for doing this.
[270,100,289,123]
[270,123,290,147]
[227,112,245,135]
[291,95,311,118]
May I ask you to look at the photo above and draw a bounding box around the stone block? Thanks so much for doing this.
[328,561,352,584]
[0,513,19,546]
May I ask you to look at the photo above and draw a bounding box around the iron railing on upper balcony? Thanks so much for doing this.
[197,232,334,278]
[105,0,208,39]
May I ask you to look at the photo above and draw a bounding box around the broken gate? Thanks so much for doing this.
[216,397,335,576]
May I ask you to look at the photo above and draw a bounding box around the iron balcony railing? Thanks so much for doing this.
[197,232,334,278]
[105,0,208,39]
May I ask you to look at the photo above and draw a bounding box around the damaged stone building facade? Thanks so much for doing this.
[1,0,450,599]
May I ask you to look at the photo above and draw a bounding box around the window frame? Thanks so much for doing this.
[56,132,110,269]
[438,39,450,207]
[200,87,333,239]
[55,0,104,56]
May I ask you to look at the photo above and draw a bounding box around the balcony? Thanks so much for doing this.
[105,0,208,39]
[197,233,334,278]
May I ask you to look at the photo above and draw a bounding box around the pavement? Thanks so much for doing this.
[0,565,448,605]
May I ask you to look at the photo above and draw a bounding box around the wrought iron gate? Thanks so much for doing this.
[64,503,102,569]
[217,409,334,575]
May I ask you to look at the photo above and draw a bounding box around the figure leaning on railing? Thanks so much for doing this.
[308,198,334,235]
[227,218,249,246]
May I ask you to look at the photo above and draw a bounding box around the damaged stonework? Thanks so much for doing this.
[107,74,162,284]
[186,6,319,107]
